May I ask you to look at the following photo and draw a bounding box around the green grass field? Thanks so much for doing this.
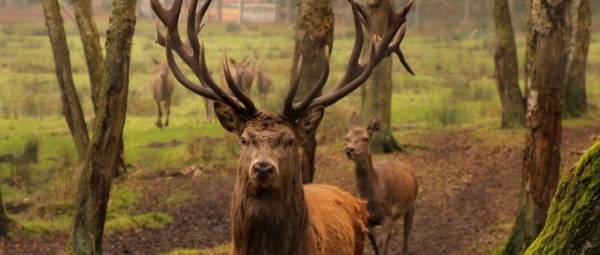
[0,17,599,251]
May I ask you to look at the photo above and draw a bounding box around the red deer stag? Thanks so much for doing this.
[255,59,271,107]
[345,113,418,255]
[151,0,413,253]
[151,58,175,128]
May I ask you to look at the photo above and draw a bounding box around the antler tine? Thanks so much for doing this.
[155,19,166,46]
[222,48,258,117]
[285,46,330,120]
[389,24,414,75]
[198,41,247,113]
[165,29,220,101]
[303,0,413,110]
[282,55,303,118]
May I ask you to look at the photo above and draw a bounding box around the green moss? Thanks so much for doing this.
[525,137,600,254]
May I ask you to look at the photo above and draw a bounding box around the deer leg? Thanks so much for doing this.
[402,205,415,255]
[155,100,163,129]
[377,218,395,255]
[368,227,379,255]
[204,98,213,123]
[165,99,171,127]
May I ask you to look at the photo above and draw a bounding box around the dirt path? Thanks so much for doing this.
[1,125,597,255]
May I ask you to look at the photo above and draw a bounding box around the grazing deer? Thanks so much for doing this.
[255,59,271,107]
[151,58,174,128]
[150,0,414,253]
[345,113,418,255]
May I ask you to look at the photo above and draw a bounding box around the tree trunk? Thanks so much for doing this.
[502,1,567,254]
[463,0,469,24]
[524,138,600,254]
[360,0,402,154]
[563,0,590,117]
[72,0,104,113]
[65,0,136,253]
[493,0,525,128]
[42,0,90,162]
[0,187,14,237]
[72,0,127,178]
[290,0,333,184]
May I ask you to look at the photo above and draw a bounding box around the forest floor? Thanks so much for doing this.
[1,123,597,255]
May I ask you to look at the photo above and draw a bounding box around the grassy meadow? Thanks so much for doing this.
[1,14,600,252]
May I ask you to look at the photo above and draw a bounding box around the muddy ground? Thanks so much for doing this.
[1,125,598,255]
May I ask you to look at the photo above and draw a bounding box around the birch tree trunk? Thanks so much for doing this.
[65,0,136,253]
[563,0,590,117]
[42,0,90,162]
[290,0,333,183]
[524,138,600,254]
[493,0,525,128]
[361,0,402,153]
[502,0,567,254]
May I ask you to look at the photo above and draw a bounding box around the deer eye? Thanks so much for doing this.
[240,138,247,146]
[287,139,294,147]
[362,138,369,142]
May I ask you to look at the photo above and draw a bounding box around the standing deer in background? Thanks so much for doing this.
[151,58,174,128]
[151,0,414,252]
[255,59,271,107]
[220,57,249,94]
[345,112,418,255]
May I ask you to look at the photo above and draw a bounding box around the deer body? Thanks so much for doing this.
[255,60,271,107]
[150,0,414,253]
[151,60,174,128]
[345,113,418,255]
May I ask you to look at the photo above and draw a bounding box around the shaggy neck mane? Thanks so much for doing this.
[231,167,310,254]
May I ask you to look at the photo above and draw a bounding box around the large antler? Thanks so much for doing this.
[151,0,413,122]
[283,0,414,121]
[151,0,257,120]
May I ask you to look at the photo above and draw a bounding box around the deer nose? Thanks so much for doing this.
[344,147,355,156]
[252,162,274,182]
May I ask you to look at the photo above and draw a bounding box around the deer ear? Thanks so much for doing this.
[230,58,237,65]
[297,107,325,138]
[349,112,360,128]
[368,115,381,134]
[152,58,160,65]
[214,102,245,135]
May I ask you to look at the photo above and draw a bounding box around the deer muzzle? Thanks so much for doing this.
[251,161,276,182]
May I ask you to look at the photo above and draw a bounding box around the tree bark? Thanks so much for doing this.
[0,187,14,237]
[72,0,104,113]
[72,0,127,178]
[360,0,402,154]
[42,0,90,162]
[563,0,590,117]
[524,138,600,254]
[502,1,567,254]
[493,0,525,128]
[290,0,333,184]
[65,0,136,253]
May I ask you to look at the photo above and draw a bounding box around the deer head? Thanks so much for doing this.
[345,112,381,160]
[150,0,413,192]
[152,58,170,79]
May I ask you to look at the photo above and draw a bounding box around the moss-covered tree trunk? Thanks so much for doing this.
[73,0,127,178]
[502,1,567,254]
[72,0,104,113]
[65,0,136,253]
[42,0,90,162]
[493,0,525,128]
[360,0,402,153]
[290,0,333,184]
[0,187,15,237]
[563,0,590,118]
[524,138,600,254]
